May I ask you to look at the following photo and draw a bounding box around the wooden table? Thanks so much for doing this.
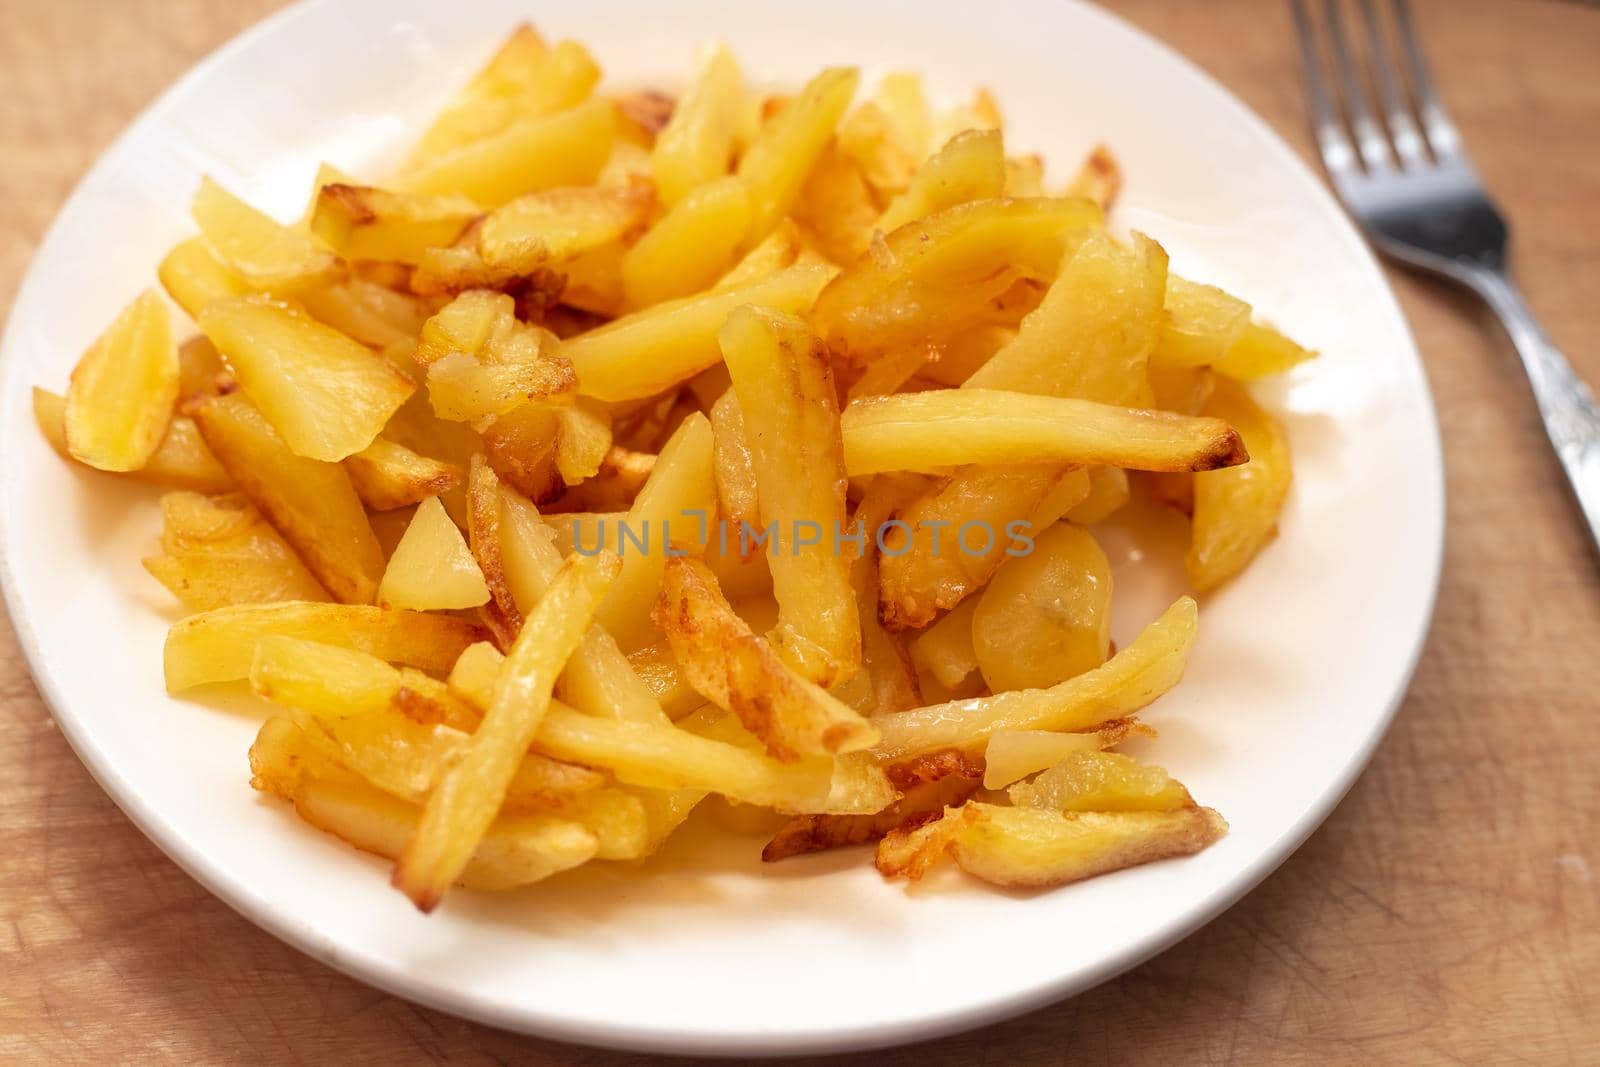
[2,1,1596,1062]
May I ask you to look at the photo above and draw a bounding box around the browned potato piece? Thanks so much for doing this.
[34,388,232,494]
[1008,750,1194,813]
[63,289,178,472]
[300,277,429,349]
[190,177,340,294]
[1156,275,1251,369]
[972,522,1112,692]
[309,185,479,265]
[874,128,1006,235]
[158,237,249,320]
[909,597,981,691]
[652,44,744,205]
[143,491,328,611]
[654,558,876,761]
[414,289,515,366]
[189,390,386,603]
[1188,378,1292,590]
[736,67,860,239]
[344,438,461,511]
[477,181,654,273]
[377,496,491,611]
[981,719,1157,789]
[199,296,415,462]
[1067,466,1131,525]
[164,599,487,690]
[871,596,1197,760]
[622,176,753,307]
[812,197,1102,360]
[1061,144,1123,211]
[840,389,1246,475]
[1216,321,1317,380]
[719,306,859,683]
[709,390,760,535]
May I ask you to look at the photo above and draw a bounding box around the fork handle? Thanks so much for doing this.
[1472,268,1600,555]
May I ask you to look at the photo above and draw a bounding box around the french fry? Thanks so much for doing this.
[1187,378,1292,590]
[840,389,1246,475]
[477,181,654,273]
[981,719,1157,789]
[164,599,487,690]
[199,296,414,461]
[300,277,429,349]
[425,344,575,422]
[477,402,562,504]
[909,597,980,691]
[158,237,249,319]
[736,67,860,238]
[1155,275,1252,369]
[793,141,880,265]
[63,289,178,472]
[35,388,232,493]
[143,491,329,611]
[622,176,753,307]
[874,128,1006,234]
[1216,321,1317,380]
[651,44,744,205]
[719,307,859,682]
[715,218,801,289]
[394,549,619,910]
[563,264,832,402]
[377,496,490,610]
[838,72,932,197]
[401,97,617,207]
[345,437,461,512]
[709,390,760,537]
[191,177,340,293]
[871,596,1197,760]
[189,391,386,603]
[1008,750,1194,813]
[655,558,876,760]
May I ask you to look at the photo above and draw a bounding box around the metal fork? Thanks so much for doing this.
[1291,0,1600,554]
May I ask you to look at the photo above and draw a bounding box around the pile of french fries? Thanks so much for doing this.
[34,25,1312,911]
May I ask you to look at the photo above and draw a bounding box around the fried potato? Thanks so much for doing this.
[143,491,328,611]
[563,264,832,402]
[874,128,1006,235]
[158,237,249,319]
[652,44,744,205]
[719,306,859,682]
[840,389,1246,475]
[838,72,932,196]
[477,181,653,273]
[981,719,1157,789]
[812,197,1102,361]
[909,597,980,691]
[1009,750,1193,813]
[414,289,514,365]
[1062,144,1123,211]
[62,289,178,472]
[709,389,759,535]
[345,437,461,512]
[736,67,860,239]
[972,522,1112,692]
[1067,466,1131,525]
[191,177,340,293]
[404,27,601,168]
[376,496,490,611]
[35,388,232,493]
[401,97,617,206]
[793,141,880,265]
[877,802,1226,887]
[395,549,619,909]
[299,277,429,349]
[164,599,486,690]
[426,344,575,423]
[1216,321,1317,380]
[715,218,802,289]
[655,558,876,760]
[1188,378,1292,590]
[199,296,414,461]
[554,398,613,484]
[309,184,479,265]
[871,596,1196,760]
[189,391,386,603]
[622,176,753,307]
[1156,275,1251,369]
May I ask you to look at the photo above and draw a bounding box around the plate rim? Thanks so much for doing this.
[0,0,1445,1055]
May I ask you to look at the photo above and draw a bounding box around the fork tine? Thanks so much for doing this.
[1358,0,1427,167]
[1288,0,1360,180]
[1322,0,1393,171]
[1390,0,1462,157]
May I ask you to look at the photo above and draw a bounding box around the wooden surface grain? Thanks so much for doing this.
[2,1,1597,1063]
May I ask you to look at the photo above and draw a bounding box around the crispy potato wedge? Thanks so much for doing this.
[736,67,860,239]
[404,28,601,168]
[345,437,461,512]
[871,596,1197,760]
[158,237,249,320]
[719,306,859,682]
[414,289,515,366]
[63,289,178,472]
[622,176,753,307]
[395,549,618,909]
[1008,750,1194,813]
[1187,378,1292,590]
[982,719,1157,789]
[909,597,981,691]
[655,558,876,760]
[1216,321,1317,380]
[709,389,760,539]
[874,128,1007,235]
[1156,275,1252,369]
[972,522,1112,692]
[554,398,613,484]
[465,455,524,642]
[478,181,653,273]
[564,264,832,402]
[840,389,1246,475]
[191,177,340,293]
[377,496,490,610]
[300,277,429,349]
[309,184,480,265]
[651,44,744,205]
[35,388,232,493]
[401,97,617,206]
[478,404,564,504]
[812,197,1102,360]
[189,391,386,602]
[164,599,487,690]
[143,491,329,611]
[199,296,414,461]
[876,802,1225,887]
[426,344,575,423]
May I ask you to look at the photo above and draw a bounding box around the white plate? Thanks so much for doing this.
[0,0,1443,1056]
